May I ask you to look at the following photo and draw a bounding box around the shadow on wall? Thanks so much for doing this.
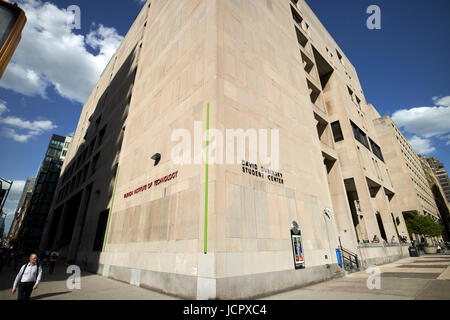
[39,46,140,273]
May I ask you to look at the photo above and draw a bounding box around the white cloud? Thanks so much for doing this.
[2,128,33,143]
[0,0,124,104]
[407,136,436,155]
[433,96,450,107]
[0,100,57,143]
[0,64,48,98]
[391,105,450,138]
[391,95,450,153]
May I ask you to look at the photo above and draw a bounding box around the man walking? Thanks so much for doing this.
[12,253,43,301]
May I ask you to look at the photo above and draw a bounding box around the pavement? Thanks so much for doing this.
[0,254,449,300]
[262,254,450,300]
[0,262,177,300]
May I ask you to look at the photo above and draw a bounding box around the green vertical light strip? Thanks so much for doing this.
[103,165,120,252]
[204,103,211,254]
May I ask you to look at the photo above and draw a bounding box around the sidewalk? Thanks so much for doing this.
[262,254,450,300]
[0,255,448,300]
[0,262,177,300]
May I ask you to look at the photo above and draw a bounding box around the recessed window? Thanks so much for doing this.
[347,86,353,97]
[95,115,102,129]
[295,26,308,48]
[291,5,303,26]
[336,50,344,65]
[91,153,100,175]
[306,79,321,105]
[312,46,334,91]
[300,51,314,75]
[98,125,107,146]
[331,121,344,142]
[370,141,384,161]
[350,121,369,150]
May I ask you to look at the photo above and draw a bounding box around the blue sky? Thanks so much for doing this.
[0,0,145,230]
[1,0,449,232]
[306,0,450,157]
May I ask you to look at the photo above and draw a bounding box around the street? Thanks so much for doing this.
[0,255,449,300]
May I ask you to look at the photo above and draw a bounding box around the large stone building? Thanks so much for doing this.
[7,177,36,242]
[424,157,450,205]
[39,0,428,299]
[420,157,450,240]
[373,116,441,223]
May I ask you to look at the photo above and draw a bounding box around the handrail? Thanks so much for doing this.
[340,245,360,270]
[340,247,358,257]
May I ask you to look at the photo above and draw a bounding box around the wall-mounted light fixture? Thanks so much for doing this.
[151,153,161,166]
[324,208,332,219]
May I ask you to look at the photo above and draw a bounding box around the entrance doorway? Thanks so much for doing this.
[376,212,387,242]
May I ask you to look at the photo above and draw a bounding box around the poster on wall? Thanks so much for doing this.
[291,221,305,269]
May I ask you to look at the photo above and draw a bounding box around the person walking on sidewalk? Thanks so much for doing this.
[49,250,59,274]
[12,254,43,301]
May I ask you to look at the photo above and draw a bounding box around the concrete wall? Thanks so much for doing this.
[358,245,410,268]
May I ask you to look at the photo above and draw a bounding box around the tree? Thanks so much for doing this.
[404,212,444,239]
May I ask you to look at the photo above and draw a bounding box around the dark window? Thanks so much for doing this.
[347,86,353,97]
[91,153,100,175]
[291,5,303,25]
[336,50,344,64]
[295,26,308,48]
[350,121,369,149]
[93,209,110,252]
[95,115,102,129]
[376,213,387,242]
[89,138,97,155]
[0,188,6,204]
[370,138,384,162]
[331,121,344,142]
[98,125,107,146]
[82,163,89,181]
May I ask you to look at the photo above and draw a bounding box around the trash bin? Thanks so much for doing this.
[408,246,420,257]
